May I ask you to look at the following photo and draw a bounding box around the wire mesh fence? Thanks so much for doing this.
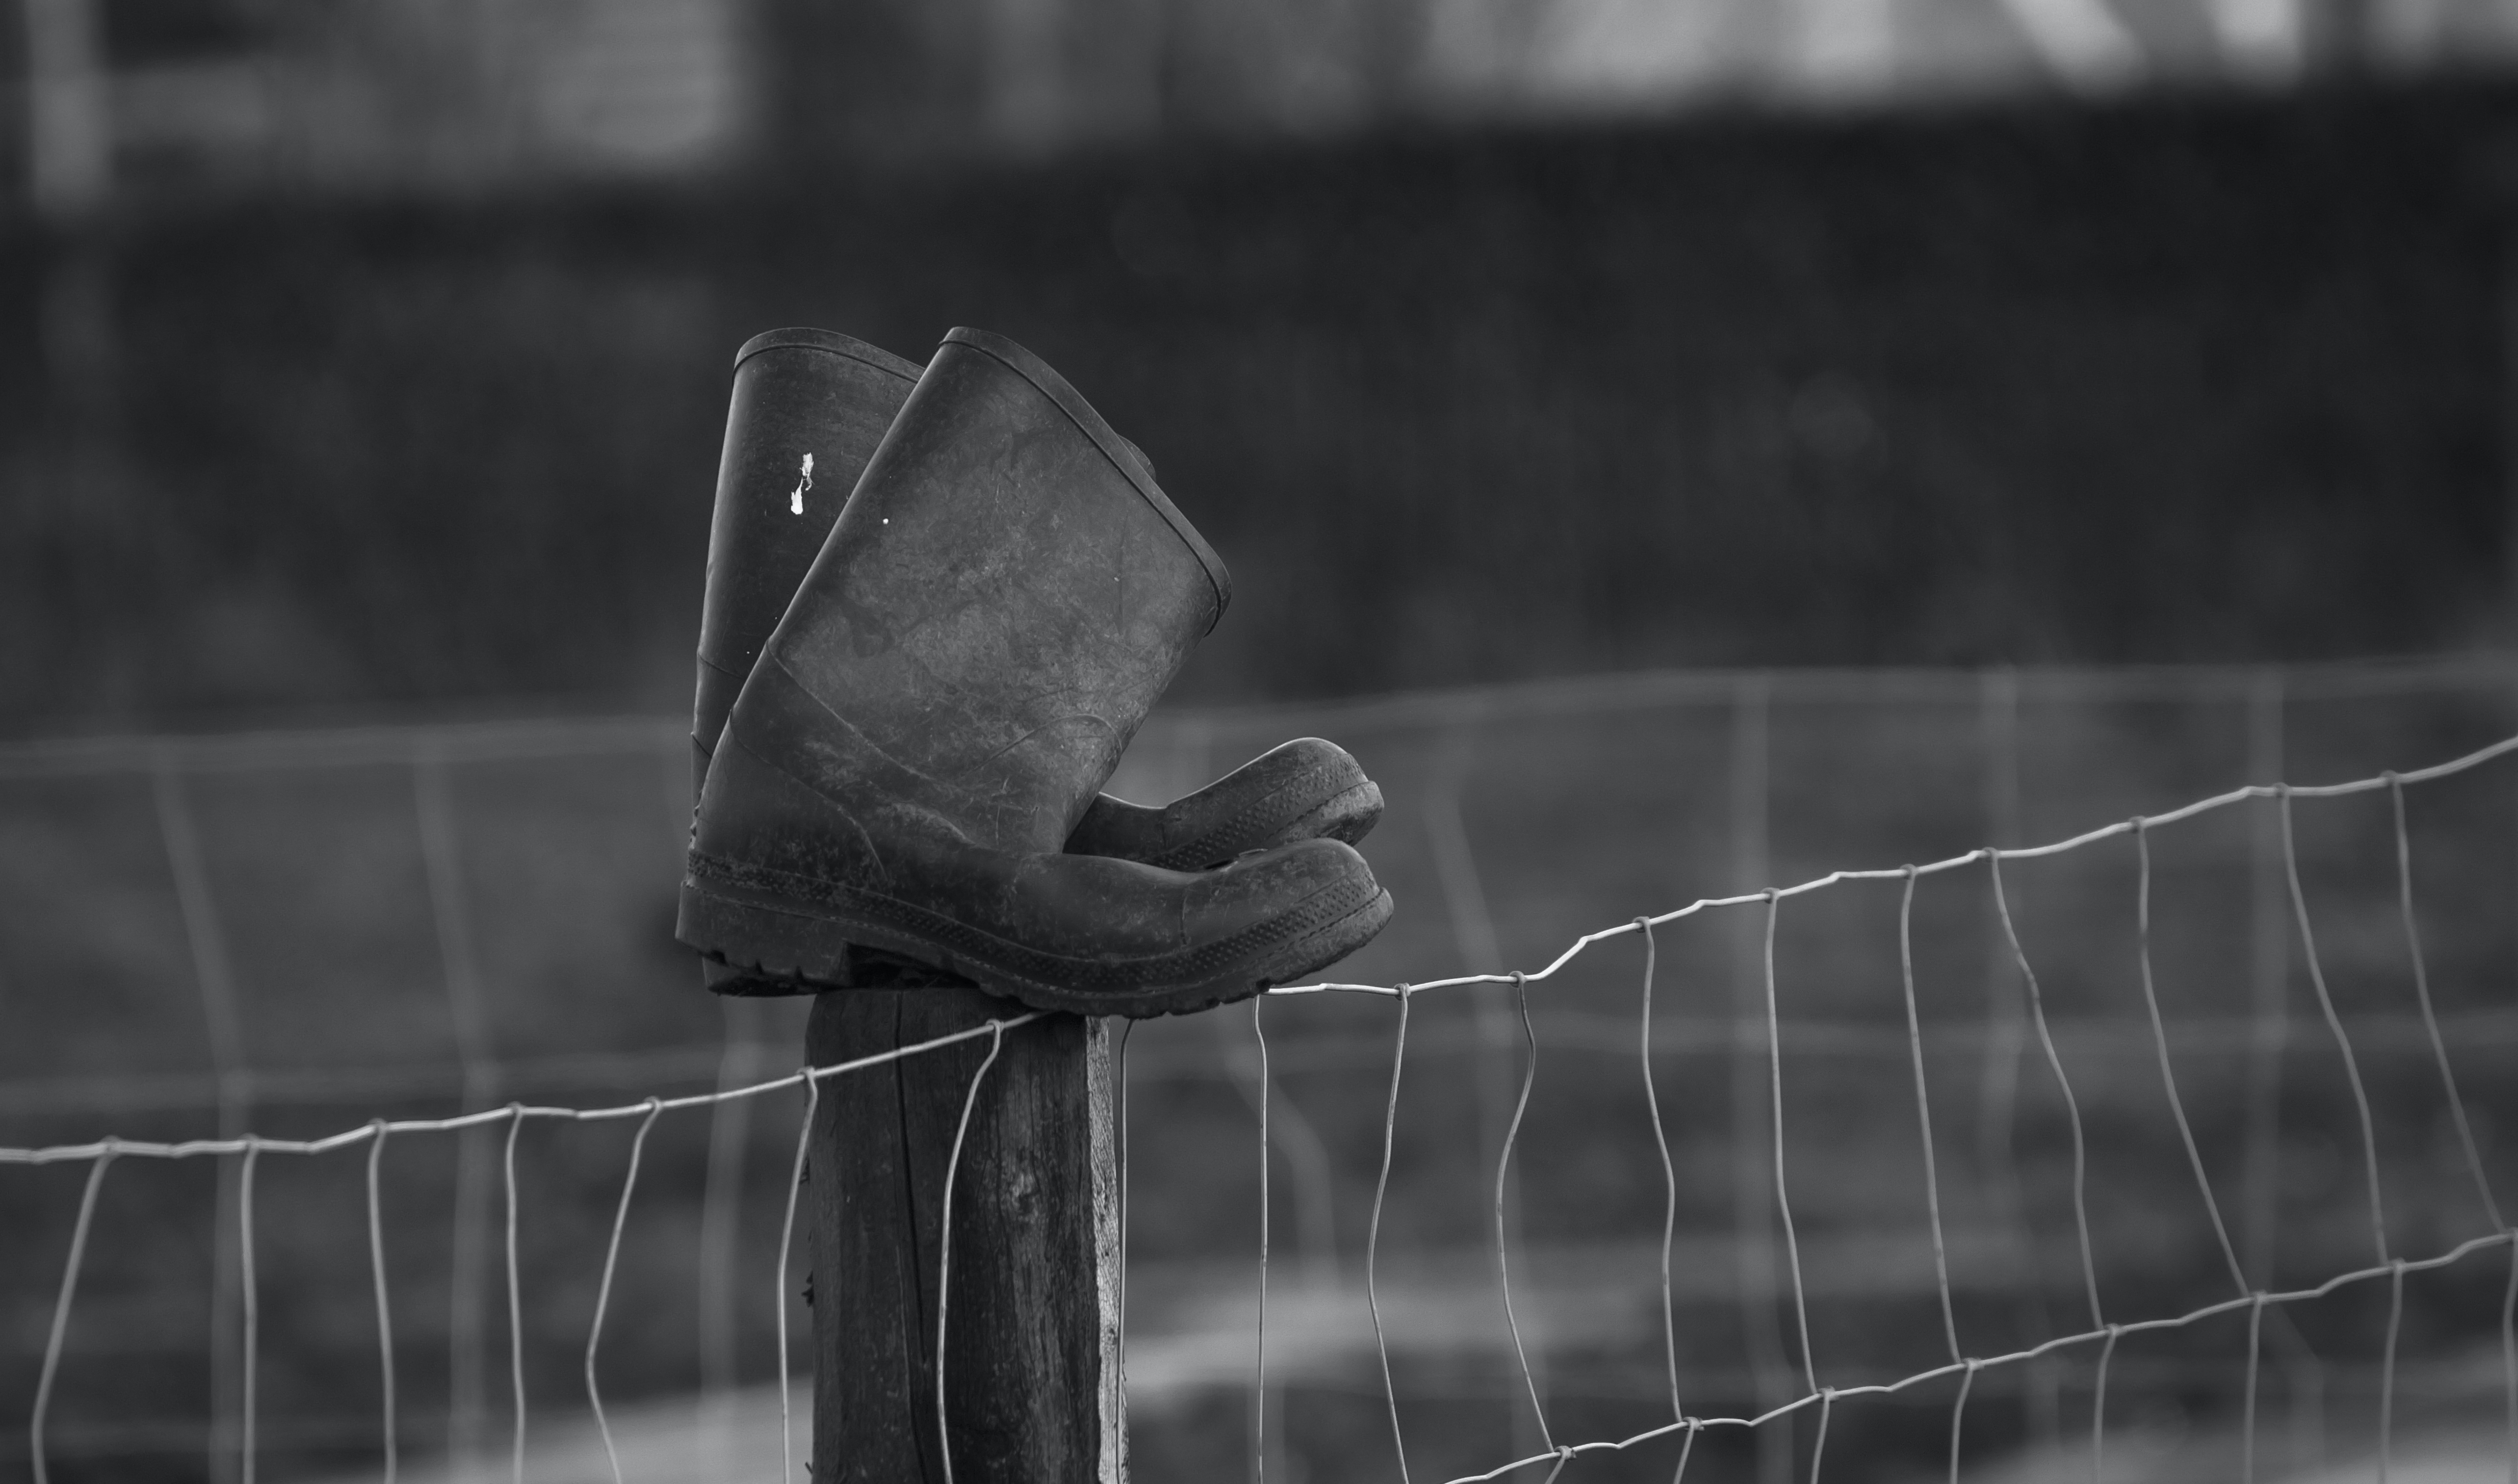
[7,657,2518,1484]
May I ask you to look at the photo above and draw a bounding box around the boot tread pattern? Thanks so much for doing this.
[684,850,1389,1016]
[1139,776,1382,871]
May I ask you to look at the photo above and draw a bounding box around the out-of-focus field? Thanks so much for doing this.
[6,658,2518,1484]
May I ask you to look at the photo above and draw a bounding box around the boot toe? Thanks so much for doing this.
[1182,837,1378,937]
[1067,735,1382,868]
[1171,838,1392,995]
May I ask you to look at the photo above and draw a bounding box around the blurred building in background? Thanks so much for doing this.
[19,0,2518,207]
[16,0,746,210]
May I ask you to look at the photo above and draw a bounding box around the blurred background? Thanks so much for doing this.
[7,0,2518,726]
[10,1,2518,1482]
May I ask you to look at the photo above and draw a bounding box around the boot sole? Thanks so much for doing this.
[699,778,1387,1000]
[701,946,967,997]
[679,860,1393,1019]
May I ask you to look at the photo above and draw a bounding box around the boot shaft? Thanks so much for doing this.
[693,329,922,792]
[753,327,1231,857]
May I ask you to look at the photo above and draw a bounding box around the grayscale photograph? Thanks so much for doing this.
[5,4,2518,1484]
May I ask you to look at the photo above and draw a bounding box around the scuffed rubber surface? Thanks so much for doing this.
[682,853,1392,1018]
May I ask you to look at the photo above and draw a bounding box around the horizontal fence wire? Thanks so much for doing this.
[10,1014,1041,1484]
[16,1009,2518,1119]
[10,672,2518,1484]
[1247,725,2518,1484]
[1267,730,2518,999]
[1421,1232,2518,1484]
[1,1015,1040,1166]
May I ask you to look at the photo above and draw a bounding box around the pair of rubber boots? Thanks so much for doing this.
[675,327,1395,1017]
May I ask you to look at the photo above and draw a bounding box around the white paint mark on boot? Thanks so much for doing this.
[790,453,814,515]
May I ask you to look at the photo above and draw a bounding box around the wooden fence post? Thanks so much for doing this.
[806,987,1124,1484]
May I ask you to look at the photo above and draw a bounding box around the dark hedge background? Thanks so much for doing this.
[4,80,2514,733]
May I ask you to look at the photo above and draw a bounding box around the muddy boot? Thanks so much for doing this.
[679,328,1392,1016]
[690,328,1382,996]
[689,330,951,993]
[692,328,924,801]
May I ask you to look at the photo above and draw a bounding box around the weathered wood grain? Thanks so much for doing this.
[807,987,1123,1484]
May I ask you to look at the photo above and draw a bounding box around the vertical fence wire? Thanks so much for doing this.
[2502,1239,2517,1484]
[1219,993,1337,1274]
[1494,973,1552,1451]
[1761,893,1818,1399]
[414,746,498,1469]
[587,1100,660,1484]
[1946,1361,1977,1484]
[1428,722,1546,1458]
[2242,673,2289,1293]
[1672,1418,1701,1484]
[1896,868,1963,1366]
[1987,856,2103,1333]
[30,1146,114,1484]
[2276,789,2389,1267]
[2388,774,2504,1230]
[239,1139,261,1484]
[1367,987,1415,1484]
[1637,919,1684,1422]
[2245,684,2325,1476]
[2379,1260,2405,1484]
[935,1020,1009,1484]
[1220,986,1327,1484]
[1730,675,1793,1484]
[2090,1326,2119,1484]
[2243,675,2333,1477]
[1253,996,1272,1484]
[444,1108,495,1463]
[153,755,252,1484]
[365,1122,397,1484]
[777,1071,820,1484]
[2241,1294,2266,1484]
[2131,823,2250,1296]
[1116,1017,1134,1418]
[698,997,764,1407]
[1974,669,2058,1445]
[503,1106,528,1484]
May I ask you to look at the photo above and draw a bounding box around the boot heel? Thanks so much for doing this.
[679,876,974,993]
[675,877,879,987]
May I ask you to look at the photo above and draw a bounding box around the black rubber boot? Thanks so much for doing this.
[690,328,1382,996]
[692,328,924,800]
[678,329,1393,1016]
